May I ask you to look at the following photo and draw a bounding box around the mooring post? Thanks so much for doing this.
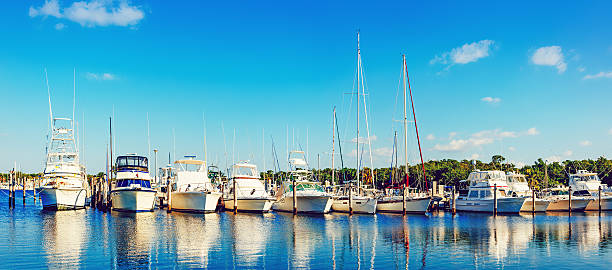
[8,172,12,208]
[348,181,353,215]
[22,177,26,205]
[233,177,238,214]
[568,186,572,214]
[532,188,536,214]
[292,175,297,215]
[167,176,172,213]
[598,185,602,213]
[452,186,456,215]
[402,185,407,215]
[493,184,498,216]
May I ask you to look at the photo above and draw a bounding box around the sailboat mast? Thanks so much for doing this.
[404,55,428,191]
[332,107,336,186]
[356,31,361,188]
[402,55,409,189]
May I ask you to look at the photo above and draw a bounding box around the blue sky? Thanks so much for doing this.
[1,0,611,173]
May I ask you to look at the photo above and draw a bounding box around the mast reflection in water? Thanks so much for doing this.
[1,199,611,269]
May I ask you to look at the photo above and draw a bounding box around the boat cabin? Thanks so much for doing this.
[116,155,149,172]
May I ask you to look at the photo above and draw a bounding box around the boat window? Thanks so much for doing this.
[468,191,478,198]
[482,190,491,198]
[499,190,506,197]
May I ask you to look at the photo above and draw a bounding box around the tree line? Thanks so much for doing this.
[260,155,612,190]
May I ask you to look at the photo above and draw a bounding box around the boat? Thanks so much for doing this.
[505,172,550,212]
[169,156,222,213]
[455,170,526,213]
[569,170,612,211]
[224,162,274,212]
[331,185,377,214]
[375,54,432,214]
[37,117,88,210]
[272,151,333,214]
[542,187,591,211]
[110,155,156,212]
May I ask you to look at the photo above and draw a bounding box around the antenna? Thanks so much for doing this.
[147,112,151,161]
[203,112,207,166]
[72,68,76,130]
[44,68,53,129]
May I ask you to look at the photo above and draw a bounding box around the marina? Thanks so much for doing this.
[1,197,611,269]
[2,1,612,269]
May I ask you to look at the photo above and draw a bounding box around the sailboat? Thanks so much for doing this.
[330,33,377,214]
[376,55,432,214]
[37,70,88,210]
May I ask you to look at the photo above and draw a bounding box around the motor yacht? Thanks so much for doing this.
[169,156,222,213]
[456,170,525,213]
[505,172,550,212]
[224,162,274,212]
[110,155,156,212]
[569,170,612,211]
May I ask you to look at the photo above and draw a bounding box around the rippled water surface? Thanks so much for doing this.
[1,191,611,269]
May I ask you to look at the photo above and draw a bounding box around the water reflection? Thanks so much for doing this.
[111,211,157,269]
[3,205,612,269]
[41,210,87,268]
[172,212,221,268]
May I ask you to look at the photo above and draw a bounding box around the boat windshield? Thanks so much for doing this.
[116,156,148,172]
[116,179,152,188]
[508,176,526,182]
[286,182,324,192]
[571,175,599,182]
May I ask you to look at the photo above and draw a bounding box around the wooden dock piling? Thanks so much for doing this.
[598,185,602,213]
[532,189,535,214]
[292,175,297,215]
[568,186,572,214]
[452,186,456,215]
[493,184,497,216]
[233,178,238,214]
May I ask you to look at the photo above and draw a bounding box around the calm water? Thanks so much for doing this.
[1,191,611,269]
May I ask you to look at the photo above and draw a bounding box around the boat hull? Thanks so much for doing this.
[332,197,377,214]
[376,197,431,214]
[547,198,591,211]
[170,191,222,213]
[520,198,551,212]
[585,196,612,211]
[272,195,333,214]
[111,189,156,212]
[224,198,273,213]
[37,187,87,210]
[456,197,525,213]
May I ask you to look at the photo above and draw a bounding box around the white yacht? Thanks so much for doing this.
[541,187,591,211]
[331,185,377,214]
[569,170,612,211]
[272,151,333,214]
[37,117,88,210]
[169,156,222,213]
[110,155,156,212]
[224,162,274,212]
[456,170,526,213]
[505,172,550,212]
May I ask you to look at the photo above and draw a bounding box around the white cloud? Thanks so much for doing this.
[579,140,592,146]
[433,128,535,152]
[29,0,145,27]
[29,0,61,17]
[577,66,586,72]
[448,132,457,139]
[372,147,393,157]
[583,71,612,80]
[55,22,65,30]
[469,153,480,160]
[546,155,562,163]
[531,46,567,73]
[508,146,516,151]
[430,40,494,68]
[526,127,539,136]
[86,72,116,80]
[426,134,435,140]
[481,96,501,104]
[609,128,612,135]
[351,135,377,144]
[564,150,573,156]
